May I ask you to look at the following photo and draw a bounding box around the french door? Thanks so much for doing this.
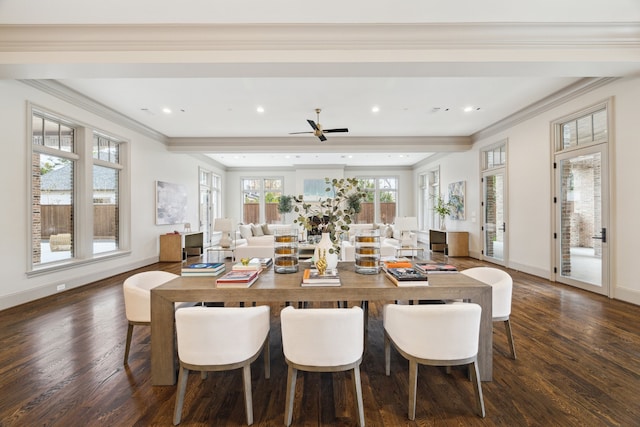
[482,170,506,265]
[554,144,609,295]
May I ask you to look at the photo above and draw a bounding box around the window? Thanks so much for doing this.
[241,177,283,224]
[199,169,221,246]
[559,107,608,151]
[420,168,440,230]
[92,133,122,254]
[355,176,398,224]
[30,107,128,271]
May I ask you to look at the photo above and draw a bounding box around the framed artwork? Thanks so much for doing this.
[303,179,334,201]
[448,181,465,220]
[155,180,188,225]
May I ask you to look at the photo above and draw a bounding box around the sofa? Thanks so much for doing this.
[340,223,418,261]
[234,223,299,260]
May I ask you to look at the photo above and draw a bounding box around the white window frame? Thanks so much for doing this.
[27,104,130,276]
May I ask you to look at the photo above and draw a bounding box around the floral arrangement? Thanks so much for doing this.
[294,177,367,255]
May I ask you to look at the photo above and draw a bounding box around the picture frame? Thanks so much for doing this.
[155,180,188,225]
[448,181,465,220]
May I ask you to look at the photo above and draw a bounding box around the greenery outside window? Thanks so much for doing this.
[241,177,284,224]
[356,176,398,224]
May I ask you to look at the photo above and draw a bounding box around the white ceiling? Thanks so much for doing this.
[2,0,639,168]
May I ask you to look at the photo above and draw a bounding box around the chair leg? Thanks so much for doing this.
[469,360,486,418]
[504,319,517,359]
[384,333,391,376]
[173,366,190,425]
[284,366,298,426]
[124,323,134,364]
[263,334,271,379]
[242,364,254,425]
[352,366,365,427]
[408,359,418,421]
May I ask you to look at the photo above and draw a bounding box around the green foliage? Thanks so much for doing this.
[433,194,453,217]
[293,177,367,254]
[277,194,293,214]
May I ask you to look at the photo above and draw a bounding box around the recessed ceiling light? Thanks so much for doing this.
[372,106,380,113]
[162,107,172,114]
[256,106,265,113]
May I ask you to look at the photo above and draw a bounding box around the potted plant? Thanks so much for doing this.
[277,194,294,223]
[433,194,452,230]
[294,177,367,267]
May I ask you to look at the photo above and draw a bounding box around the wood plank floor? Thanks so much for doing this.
[1,254,639,426]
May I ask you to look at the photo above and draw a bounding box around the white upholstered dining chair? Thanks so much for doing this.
[173,305,271,425]
[122,270,189,364]
[280,305,365,427]
[461,266,517,359]
[384,303,485,419]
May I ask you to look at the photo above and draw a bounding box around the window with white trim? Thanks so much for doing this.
[30,107,128,271]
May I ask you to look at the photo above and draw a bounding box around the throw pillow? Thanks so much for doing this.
[251,223,264,236]
[261,223,272,235]
[239,224,253,240]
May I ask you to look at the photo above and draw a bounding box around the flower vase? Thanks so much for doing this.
[314,232,338,271]
[440,215,446,230]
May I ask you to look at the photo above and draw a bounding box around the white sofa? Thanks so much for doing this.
[233,223,300,259]
[340,223,418,261]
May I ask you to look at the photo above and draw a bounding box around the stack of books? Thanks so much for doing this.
[181,262,225,277]
[216,270,260,288]
[301,268,341,287]
[385,267,429,287]
[232,261,263,272]
[250,257,273,268]
[414,262,458,274]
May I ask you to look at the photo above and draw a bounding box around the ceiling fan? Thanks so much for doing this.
[289,108,349,142]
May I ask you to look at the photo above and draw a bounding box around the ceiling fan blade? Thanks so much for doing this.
[323,128,349,133]
[307,119,319,131]
[318,133,327,142]
[289,131,314,135]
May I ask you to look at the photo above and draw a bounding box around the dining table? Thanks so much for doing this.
[150,262,493,385]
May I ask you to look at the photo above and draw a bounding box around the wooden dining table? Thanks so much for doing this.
[150,262,493,385]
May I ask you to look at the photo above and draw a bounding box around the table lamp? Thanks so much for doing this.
[214,218,233,248]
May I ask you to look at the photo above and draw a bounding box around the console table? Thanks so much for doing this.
[159,231,204,262]
[150,262,493,385]
[429,229,469,257]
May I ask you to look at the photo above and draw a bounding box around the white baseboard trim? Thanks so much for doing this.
[0,256,158,311]
[613,286,640,306]
[505,261,551,281]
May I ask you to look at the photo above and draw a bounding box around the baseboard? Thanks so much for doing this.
[505,261,551,281]
[0,256,158,311]
[613,286,640,306]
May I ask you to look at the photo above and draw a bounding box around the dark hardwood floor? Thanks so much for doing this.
[1,253,639,426]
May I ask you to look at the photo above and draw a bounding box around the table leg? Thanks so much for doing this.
[151,291,177,385]
[472,287,493,381]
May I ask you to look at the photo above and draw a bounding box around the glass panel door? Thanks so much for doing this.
[199,187,212,246]
[483,171,506,265]
[555,145,609,295]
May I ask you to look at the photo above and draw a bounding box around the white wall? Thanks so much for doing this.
[416,76,640,305]
[0,80,224,310]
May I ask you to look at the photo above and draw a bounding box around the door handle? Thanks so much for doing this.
[592,228,606,243]
[500,223,506,232]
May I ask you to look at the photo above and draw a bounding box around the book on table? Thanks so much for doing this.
[216,270,260,287]
[381,257,413,270]
[232,261,263,272]
[181,262,225,276]
[250,257,273,268]
[414,262,458,274]
[385,267,429,287]
[301,268,341,286]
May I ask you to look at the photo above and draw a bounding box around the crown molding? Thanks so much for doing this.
[472,77,618,141]
[1,22,638,53]
[19,79,169,143]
